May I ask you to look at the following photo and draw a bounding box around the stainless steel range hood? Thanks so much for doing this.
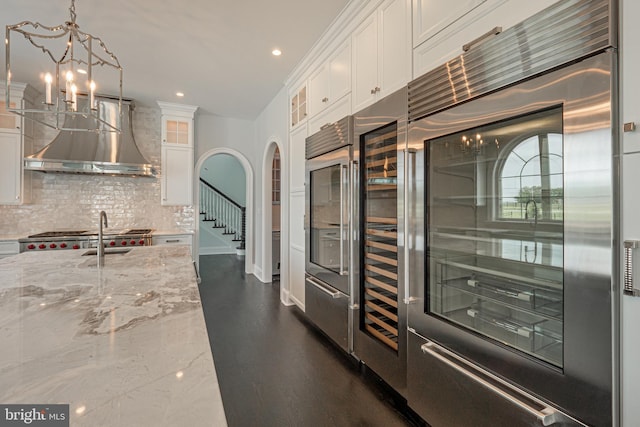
[24,97,157,177]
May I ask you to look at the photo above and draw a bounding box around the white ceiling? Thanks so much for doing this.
[3,0,351,119]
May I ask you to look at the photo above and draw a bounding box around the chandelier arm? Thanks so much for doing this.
[9,27,72,64]
[73,30,121,69]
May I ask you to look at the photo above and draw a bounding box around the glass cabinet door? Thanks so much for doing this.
[426,107,564,367]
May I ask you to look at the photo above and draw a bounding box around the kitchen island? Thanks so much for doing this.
[0,245,227,426]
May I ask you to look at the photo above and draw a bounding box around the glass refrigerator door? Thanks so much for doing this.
[310,165,344,274]
[361,122,400,352]
[426,107,564,368]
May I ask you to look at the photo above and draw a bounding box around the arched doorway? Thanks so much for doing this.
[194,148,254,274]
[261,139,291,303]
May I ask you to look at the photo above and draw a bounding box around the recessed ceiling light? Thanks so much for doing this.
[176,92,184,97]
[272,49,282,56]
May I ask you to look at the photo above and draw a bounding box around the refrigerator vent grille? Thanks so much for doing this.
[408,0,612,122]
[305,116,353,159]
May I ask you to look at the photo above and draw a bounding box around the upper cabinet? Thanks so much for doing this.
[158,101,198,206]
[412,0,487,48]
[308,40,351,118]
[0,82,36,205]
[290,84,307,129]
[352,0,410,113]
[412,0,558,78]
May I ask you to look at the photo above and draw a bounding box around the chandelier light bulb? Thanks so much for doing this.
[44,73,53,104]
[65,70,74,101]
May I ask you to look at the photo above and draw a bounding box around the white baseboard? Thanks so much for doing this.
[289,294,305,312]
[280,288,295,306]
[253,265,265,283]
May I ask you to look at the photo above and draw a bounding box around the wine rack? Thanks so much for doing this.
[361,123,399,351]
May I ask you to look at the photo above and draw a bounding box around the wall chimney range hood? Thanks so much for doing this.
[24,97,157,177]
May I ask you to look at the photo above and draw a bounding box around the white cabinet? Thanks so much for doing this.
[289,124,308,193]
[157,102,198,206]
[308,41,351,118]
[308,93,351,136]
[412,0,557,78]
[0,82,35,205]
[0,240,19,259]
[352,0,410,112]
[153,232,194,260]
[412,0,487,48]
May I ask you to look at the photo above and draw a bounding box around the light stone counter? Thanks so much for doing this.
[0,245,227,427]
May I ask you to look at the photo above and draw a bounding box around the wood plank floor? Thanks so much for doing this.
[198,254,423,427]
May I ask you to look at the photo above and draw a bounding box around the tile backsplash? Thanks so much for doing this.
[0,106,194,236]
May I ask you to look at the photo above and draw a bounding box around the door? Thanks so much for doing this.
[305,147,351,295]
[407,52,614,426]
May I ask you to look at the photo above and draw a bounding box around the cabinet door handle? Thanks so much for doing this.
[463,26,502,52]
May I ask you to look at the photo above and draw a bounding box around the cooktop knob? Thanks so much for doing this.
[60,243,67,248]
[130,240,136,245]
[121,241,127,246]
[38,244,46,249]
[49,243,57,249]
[109,241,116,246]
[27,244,35,250]
[139,240,144,245]
[72,244,80,250]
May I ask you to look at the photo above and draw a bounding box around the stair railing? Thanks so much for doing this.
[199,178,245,248]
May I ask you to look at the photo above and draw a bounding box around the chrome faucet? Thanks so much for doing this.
[524,199,538,227]
[98,210,108,266]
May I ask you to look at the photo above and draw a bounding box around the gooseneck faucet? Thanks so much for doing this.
[524,199,538,227]
[98,210,108,266]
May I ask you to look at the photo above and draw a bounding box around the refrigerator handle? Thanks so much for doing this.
[421,341,563,426]
[306,275,342,299]
[404,148,417,304]
[339,164,349,276]
[350,160,359,305]
[624,240,640,296]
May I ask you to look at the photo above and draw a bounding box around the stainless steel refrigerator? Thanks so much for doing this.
[405,0,616,425]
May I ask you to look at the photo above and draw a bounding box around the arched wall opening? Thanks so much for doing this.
[194,148,254,274]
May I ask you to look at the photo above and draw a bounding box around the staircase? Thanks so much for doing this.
[199,178,246,255]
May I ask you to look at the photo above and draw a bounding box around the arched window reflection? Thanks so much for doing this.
[498,133,563,222]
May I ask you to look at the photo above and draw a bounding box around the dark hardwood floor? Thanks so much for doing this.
[198,254,421,427]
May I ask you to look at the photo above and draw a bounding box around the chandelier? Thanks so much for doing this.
[5,0,123,132]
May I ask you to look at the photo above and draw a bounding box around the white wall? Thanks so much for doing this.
[254,87,290,292]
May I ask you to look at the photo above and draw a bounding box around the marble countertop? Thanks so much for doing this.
[0,245,227,426]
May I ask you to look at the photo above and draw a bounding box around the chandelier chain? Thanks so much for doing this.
[69,0,77,25]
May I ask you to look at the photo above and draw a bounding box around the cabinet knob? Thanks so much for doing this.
[322,97,329,103]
